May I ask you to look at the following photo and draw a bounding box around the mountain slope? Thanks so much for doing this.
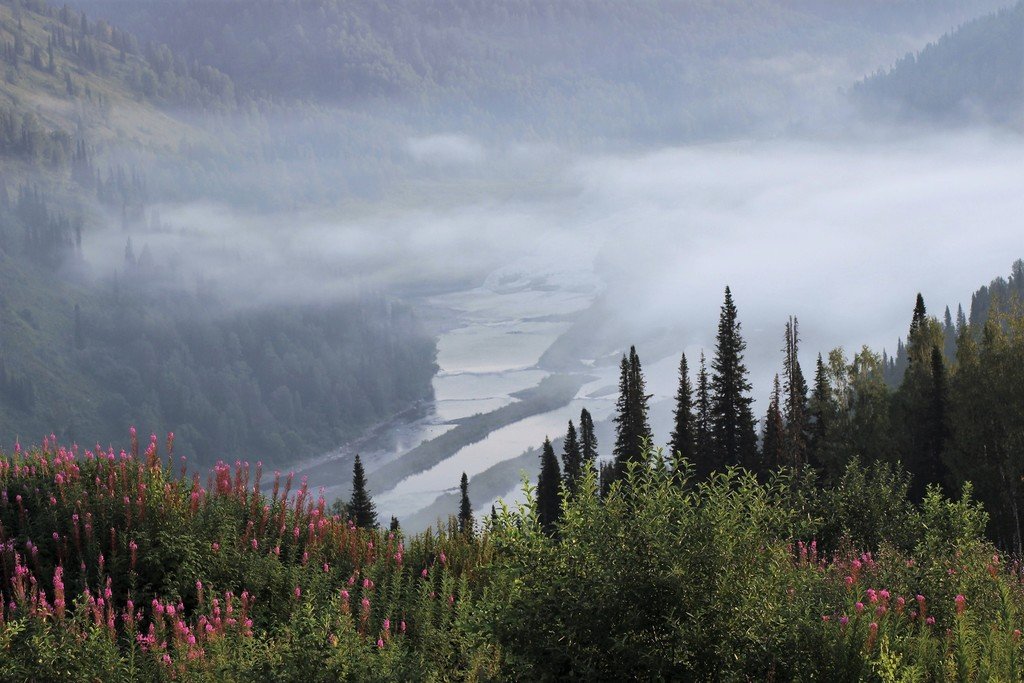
[58,0,1011,141]
[853,2,1024,126]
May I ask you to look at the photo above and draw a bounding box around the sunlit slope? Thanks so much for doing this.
[0,0,215,155]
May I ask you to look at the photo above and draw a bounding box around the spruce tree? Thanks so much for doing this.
[807,353,831,472]
[579,408,598,471]
[348,454,377,529]
[782,317,809,469]
[458,472,473,535]
[536,437,562,533]
[895,294,948,500]
[694,351,715,479]
[943,306,957,361]
[612,346,652,481]
[762,375,785,472]
[389,516,400,532]
[561,420,583,492]
[909,293,927,343]
[668,352,695,473]
[612,354,631,468]
[710,287,758,469]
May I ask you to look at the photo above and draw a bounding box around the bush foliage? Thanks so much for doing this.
[2,434,1024,680]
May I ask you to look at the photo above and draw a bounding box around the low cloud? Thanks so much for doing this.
[407,134,486,167]
[85,130,1024,404]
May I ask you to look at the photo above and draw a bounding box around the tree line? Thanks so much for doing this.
[530,262,1024,551]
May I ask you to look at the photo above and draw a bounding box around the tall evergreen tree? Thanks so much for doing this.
[561,420,583,492]
[762,375,785,472]
[668,352,695,473]
[955,304,968,336]
[348,454,377,529]
[710,287,758,469]
[943,306,958,361]
[536,437,562,533]
[612,354,630,465]
[458,472,473,535]
[895,294,948,501]
[807,353,832,472]
[694,351,715,479]
[782,317,809,469]
[612,346,652,481]
[909,293,928,344]
[579,408,598,471]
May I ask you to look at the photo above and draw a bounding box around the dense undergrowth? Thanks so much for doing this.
[1,433,1023,681]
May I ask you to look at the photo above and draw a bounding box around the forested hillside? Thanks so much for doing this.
[61,0,1010,140]
[853,1,1024,126]
[0,0,439,467]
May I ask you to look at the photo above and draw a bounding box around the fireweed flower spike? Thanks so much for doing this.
[955,594,966,614]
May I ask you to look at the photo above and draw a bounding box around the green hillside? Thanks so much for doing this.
[853,2,1024,127]
[0,0,439,468]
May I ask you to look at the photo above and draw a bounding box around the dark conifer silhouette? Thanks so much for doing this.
[782,317,809,469]
[762,375,785,472]
[710,287,758,469]
[562,420,583,492]
[694,351,715,479]
[537,437,562,533]
[348,454,377,529]
[458,472,473,534]
[807,353,831,472]
[613,346,653,481]
[579,408,599,473]
[668,352,695,473]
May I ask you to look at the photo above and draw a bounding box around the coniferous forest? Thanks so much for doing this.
[1,0,1023,679]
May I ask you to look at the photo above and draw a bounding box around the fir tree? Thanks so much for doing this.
[537,437,562,533]
[561,420,583,492]
[579,408,598,471]
[612,354,630,467]
[668,352,695,473]
[955,304,968,336]
[458,472,473,535]
[807,353,831,472]
[761,375,784,471]
[348,454,377,529]
[943,306,958,361]
[694,351,715,479]
[909,293,927,345]
[612,346,652,481]
[782,317,809,469]
[710,287,758,469]
[389,516,400,532]
[895,294,948,500]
